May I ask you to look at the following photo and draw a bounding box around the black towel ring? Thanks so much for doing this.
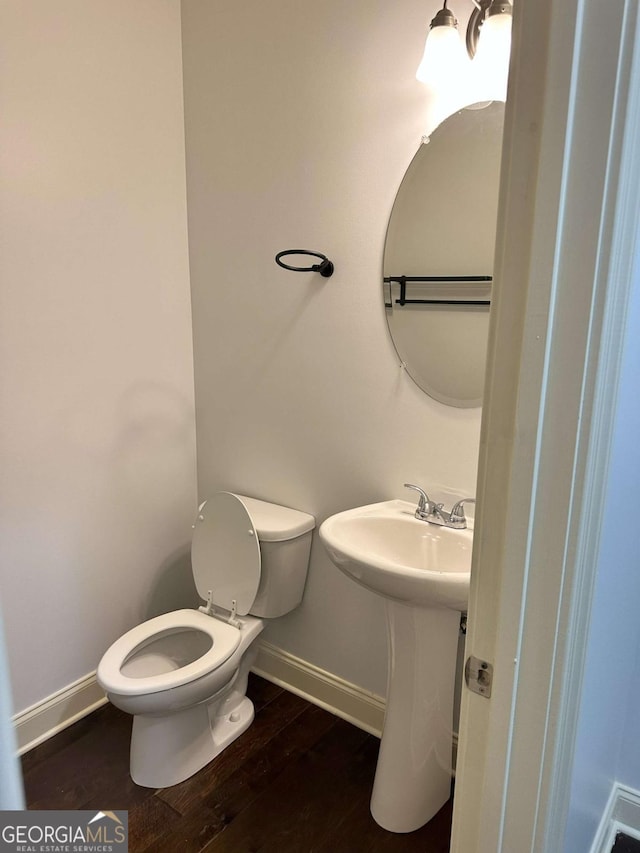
[275,249,334,278]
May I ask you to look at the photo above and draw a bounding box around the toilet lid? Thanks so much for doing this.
[191,492,261,615]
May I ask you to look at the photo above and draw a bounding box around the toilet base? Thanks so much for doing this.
[130,694,255,788]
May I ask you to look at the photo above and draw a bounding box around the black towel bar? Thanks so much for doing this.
[383,275,492,307]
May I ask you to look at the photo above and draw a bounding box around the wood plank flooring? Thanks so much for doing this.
[21,675,452,852]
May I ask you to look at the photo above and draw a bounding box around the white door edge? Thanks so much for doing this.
[451,0,640,850]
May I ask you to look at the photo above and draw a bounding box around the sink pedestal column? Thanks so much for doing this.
[370,600,460,833]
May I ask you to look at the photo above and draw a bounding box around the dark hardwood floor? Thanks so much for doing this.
[21,674,452,852]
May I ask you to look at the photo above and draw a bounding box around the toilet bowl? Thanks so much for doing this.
[97,492,315,788]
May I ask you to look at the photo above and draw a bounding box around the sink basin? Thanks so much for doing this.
[319,499,472,610]
[319,497,475,833]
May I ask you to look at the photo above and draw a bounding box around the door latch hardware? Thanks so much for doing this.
[465,656,493,698]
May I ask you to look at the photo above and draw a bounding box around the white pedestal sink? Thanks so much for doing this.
[319,499,472,833]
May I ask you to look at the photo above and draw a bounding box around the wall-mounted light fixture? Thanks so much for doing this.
[416,0,513,103]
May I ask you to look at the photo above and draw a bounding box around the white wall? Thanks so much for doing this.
[181,0,479,696]
[0,1,197,713]
[563,257,640,849]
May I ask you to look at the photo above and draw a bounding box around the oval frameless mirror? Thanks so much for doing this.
[383,101,505,407]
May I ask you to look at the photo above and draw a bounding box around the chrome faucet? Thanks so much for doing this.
[449,498,476,527]
[404,485,475,529]
[403,484,444,521]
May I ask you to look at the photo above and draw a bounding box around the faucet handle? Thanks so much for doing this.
[450,497,476,525]
[404,483,431,515]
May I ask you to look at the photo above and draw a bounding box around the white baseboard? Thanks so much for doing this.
[12,646,386,757]
[13,672,107,755]
[13,642,460,766]
[252,641,386,737]
[590,783,640,853]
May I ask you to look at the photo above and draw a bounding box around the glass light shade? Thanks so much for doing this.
[472,12,512,102]
[416,25,468,88]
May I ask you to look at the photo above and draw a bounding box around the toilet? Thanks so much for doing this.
[97,491,315,788]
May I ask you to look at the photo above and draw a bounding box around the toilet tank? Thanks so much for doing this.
[235,494,315,618]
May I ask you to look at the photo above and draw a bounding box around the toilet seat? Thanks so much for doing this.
[97,609,241,697]
[191,492,262,615]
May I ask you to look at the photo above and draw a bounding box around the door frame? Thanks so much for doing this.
[451,0,640,849]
